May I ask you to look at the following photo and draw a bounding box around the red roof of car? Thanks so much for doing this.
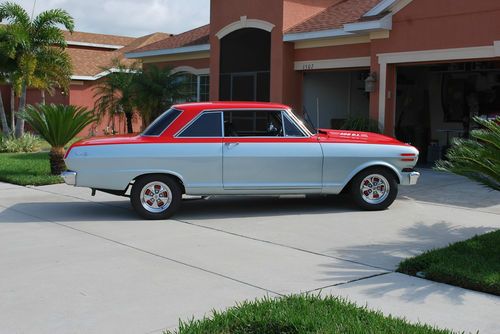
[172,101,291,111]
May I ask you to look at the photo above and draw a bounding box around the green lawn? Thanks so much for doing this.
[398,230,500,296]
[165,295,454,334]
[0,152,63,186]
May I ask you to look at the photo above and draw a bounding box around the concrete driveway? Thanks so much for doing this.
[0,169,499,334]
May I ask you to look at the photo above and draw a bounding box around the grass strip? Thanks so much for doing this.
[165,294,454,334]
[398,230,500,296]
[0,152,62,186]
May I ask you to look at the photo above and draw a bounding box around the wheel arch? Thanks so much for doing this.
[340,162,401,193]
[131,172,186,194]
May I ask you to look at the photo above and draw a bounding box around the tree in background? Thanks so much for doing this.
[93,59,140,134]
[435,117,499,191]
[22,104,97,175]
[0,2,74,137]
[132,65,187,128]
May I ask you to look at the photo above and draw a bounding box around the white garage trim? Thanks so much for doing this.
[171,66,209,75]
[294,57,371,71]
[216,16,275,39]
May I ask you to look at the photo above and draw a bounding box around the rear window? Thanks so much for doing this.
[142,108,182,136]
[177,112,222,137]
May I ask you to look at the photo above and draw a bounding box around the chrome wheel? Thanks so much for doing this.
[140,181,173,213]
[360,174,390,205]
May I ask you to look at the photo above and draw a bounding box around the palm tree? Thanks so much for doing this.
[33,47,73,104]
[435,117,499,191]
[94,59,140,134]
[133,65,188,128]
[22,104,97,175]
[0,2,74,137]
[0,28,17,134]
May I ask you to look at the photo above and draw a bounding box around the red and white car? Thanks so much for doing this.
[63,102,420,219]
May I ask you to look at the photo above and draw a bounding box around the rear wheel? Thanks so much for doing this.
[131,175,182,220]
[350,168,398,210]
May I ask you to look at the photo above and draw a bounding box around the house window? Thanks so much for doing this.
[177,73,210,103]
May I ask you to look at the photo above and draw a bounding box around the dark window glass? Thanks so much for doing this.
[142,108,182,136]
[283,115,305,137]
[179,112,222,137]
[223,110,283,137]
[199,75,210,102]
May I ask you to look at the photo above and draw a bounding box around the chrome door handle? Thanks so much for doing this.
[224,142,239,147]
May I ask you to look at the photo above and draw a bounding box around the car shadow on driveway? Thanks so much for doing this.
[176,194,357,220]
[1,194,358,222]
[0,201,138,223]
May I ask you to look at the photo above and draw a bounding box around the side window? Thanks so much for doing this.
[283,114,305,137]
[142,108,182,136]
[178,112,222,137]
[223,110,283,137]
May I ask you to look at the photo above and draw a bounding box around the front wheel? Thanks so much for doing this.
[130,175,182,220]
[350,168,398,211]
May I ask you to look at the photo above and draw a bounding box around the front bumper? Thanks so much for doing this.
[400,170,420,186]
[61,171,77,186]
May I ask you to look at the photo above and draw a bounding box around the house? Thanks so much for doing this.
[126,0,500,162]
[0,29,170,135]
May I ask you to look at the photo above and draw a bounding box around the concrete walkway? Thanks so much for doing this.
[0,170,499,334]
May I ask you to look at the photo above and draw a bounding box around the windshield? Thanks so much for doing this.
[288,109,316,135]
[142,108,182,136]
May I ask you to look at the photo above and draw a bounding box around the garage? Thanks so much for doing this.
[395,60,500,164]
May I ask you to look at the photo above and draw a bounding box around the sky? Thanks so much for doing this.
[9,0,210,37]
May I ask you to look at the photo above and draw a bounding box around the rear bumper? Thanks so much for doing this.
[400,170,420,186]
[61,171,77,186]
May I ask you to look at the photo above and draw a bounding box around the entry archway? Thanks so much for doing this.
[219,28,271,101]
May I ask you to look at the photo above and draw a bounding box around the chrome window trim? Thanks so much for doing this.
[141,108,183,137]
[284,109,314,137]
[282,112,307,137]
[174,110,224,138]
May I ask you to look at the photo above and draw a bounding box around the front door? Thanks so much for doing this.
[222,109,323,190]
[231,73,256,101]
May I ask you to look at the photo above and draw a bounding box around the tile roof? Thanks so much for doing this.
[62,30,136,46]
[68,32,170,77]
[285,0,383,34]
[129,24,210,54]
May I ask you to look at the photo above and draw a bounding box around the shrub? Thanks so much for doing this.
[340,116,381,133]
[435,116,499,191]
[0,133,42,153]
[21,104,97,175]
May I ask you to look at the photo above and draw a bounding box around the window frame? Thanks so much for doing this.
[222,109,309,138]
[175,110,224,138]
[141,108,183,137]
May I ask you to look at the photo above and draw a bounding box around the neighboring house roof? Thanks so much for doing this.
[62,30,136,48]
[129,24,210,55]
[67,31,170,80]
[285,0,383,34]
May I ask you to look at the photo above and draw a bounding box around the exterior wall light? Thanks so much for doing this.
[365,72,377,93]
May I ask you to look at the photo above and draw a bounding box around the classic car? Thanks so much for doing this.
[62,102,420,219]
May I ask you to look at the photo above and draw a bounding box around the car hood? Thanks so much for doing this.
[316,129,407,145]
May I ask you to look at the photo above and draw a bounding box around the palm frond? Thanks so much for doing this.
[32,8,74,33]
[0,2,30,27]
[435,117,500,191]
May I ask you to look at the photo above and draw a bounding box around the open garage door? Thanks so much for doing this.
[395,61,500,165]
